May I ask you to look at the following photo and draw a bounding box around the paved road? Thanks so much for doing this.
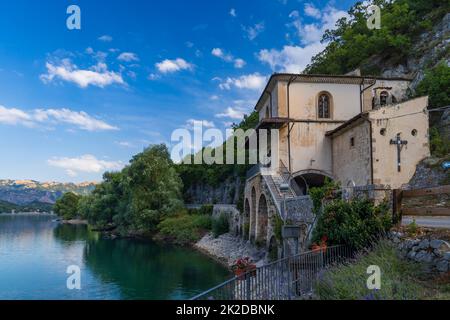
[403,216,450,229]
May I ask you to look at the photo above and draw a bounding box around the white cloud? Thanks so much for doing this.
[298,5,348,45]
[230,8,237,17]
[115,141,134,148]
[242,22,265,40]
[155,58,193,74]
[304,3,322,19]
[48,155,124,177]
[211,48,246,69]
[185,119,215,129]
[219,73,267,91]
[258,42,325,73]
[0,105,33,126]
[98,35,113,42]
[215,107,246,120]
[0,105,117,131]
[148,73,160,80]
[117,52,139,62]
[40,59,125,88]
[289,10,300,18]
[211,48,233,62]
[34,108,118,131]
[210,95,220,101]
[234,58,246,69]
[258,5,348,73]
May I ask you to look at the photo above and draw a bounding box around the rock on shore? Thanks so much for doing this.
[195,233,267,268]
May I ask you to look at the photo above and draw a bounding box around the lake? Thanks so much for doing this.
[0,214,230,300]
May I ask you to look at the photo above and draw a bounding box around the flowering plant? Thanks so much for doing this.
[231,257,256,278]
[311,235,328,253]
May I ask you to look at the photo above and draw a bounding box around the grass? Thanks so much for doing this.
[314,241,450,300]
[157,214,212,245]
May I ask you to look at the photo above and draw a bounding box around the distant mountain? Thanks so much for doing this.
[0,180,97,205]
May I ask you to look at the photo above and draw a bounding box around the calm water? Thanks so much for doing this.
[0,214,230,300]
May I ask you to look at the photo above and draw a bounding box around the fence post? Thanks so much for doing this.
[392,189,403,226]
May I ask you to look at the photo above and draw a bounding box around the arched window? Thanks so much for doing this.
[318,93,331,119]
[380,91,389,106]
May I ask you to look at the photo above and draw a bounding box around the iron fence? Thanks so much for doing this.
[191,245,353,300]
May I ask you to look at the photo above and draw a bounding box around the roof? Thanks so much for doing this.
[254,73,413,111]
[325,112,370,137]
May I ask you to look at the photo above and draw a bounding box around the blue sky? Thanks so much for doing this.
[0,0,357,182]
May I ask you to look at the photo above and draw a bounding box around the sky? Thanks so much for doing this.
[0,0,357,182]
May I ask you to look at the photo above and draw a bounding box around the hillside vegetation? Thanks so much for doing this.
[305,0,449,77]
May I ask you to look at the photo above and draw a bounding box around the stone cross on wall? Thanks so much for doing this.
[390,133,408,172]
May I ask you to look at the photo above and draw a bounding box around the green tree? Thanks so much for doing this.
[54,192,81,220]
[416,62,450,108]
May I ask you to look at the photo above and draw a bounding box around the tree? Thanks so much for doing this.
[416,62,450,108]
[54,192,81,220]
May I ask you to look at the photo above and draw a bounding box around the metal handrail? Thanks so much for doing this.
[191,245,352,300]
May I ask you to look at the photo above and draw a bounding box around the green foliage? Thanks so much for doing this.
[305,0,449,75]
[416,62,450,108]
[272,214,284,242]
[406,219,419,236]
[176,111,259,203]
[187,204,213,216]
[212,213,229,238]
[54,192,81,220]
[314,241,425,300]
[429,127,450,157]
[75,144,183,233]
[309,178,340,214]
[312,198,392,250]
[157,213,212,245]
[0,200,53,213]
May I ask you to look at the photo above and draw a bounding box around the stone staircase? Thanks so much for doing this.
[262,174,296,216]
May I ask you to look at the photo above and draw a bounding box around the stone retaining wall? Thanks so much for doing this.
[390,231,450,273]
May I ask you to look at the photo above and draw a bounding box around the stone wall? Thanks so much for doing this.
[390,231,450,273]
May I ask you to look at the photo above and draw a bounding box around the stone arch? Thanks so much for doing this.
[256,194,268,244]
[292,169,334,195]
[250,187,257,242]
[243,198,250,239]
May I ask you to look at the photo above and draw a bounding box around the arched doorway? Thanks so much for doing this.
[250,187,256,242]
[243,198,250,239]
[292,170,334,195]
[256,194,268,244]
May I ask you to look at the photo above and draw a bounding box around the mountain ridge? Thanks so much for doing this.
[0,179,97,205]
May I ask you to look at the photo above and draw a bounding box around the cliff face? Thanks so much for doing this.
[183,175,243,205]
[375,13,449,92]
[0,180,96,205]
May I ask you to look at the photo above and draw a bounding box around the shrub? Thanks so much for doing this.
[157,214,212,245]
[312,199,392,250]
[405,219,418,236]
[212,213,229,238]
[314,241,425,300]
[416,62,450,108]
[429,127,450,157]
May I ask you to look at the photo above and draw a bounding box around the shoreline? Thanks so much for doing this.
[0,212,55,216]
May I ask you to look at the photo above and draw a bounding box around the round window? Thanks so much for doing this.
[411,129,418,136]
[380,128,386,136]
